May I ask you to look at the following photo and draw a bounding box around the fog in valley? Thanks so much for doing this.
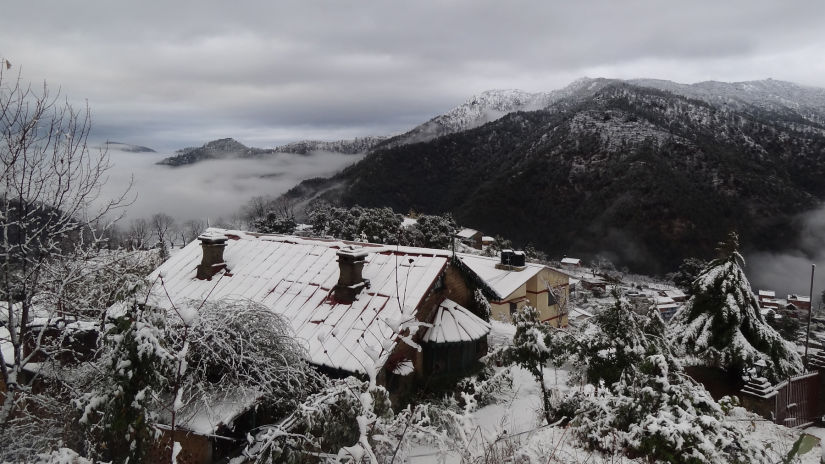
[747,204,825,308]
[97,145,363,223]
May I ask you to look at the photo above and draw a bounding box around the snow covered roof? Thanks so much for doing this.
[660,289,686,299]
[456,253,544,300]
[758,290,775,297]
[456,228,480,239]
[788,294,810,302]
[148,229,451,375]
[422,299,491,344]
[401,217,418,228]
[561,257,581,265]
[481,236,495,242]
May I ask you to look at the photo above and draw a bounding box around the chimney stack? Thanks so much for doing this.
[196,231,229,280]
[333,246,370,303]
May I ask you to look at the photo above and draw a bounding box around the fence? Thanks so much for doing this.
[740,354,825,428]
[773,372,821,428]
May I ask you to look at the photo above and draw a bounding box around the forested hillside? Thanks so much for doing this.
[284,81,825,274]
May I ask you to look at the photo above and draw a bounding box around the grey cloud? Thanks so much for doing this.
[3,1,825,149]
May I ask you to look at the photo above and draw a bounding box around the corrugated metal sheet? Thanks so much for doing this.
[148,230,448,375]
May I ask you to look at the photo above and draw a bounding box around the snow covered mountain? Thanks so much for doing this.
[379,79,611,148]
[282,78,825,274]
[157,138,277,166]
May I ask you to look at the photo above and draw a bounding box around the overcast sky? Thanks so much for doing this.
[2,1,825,150]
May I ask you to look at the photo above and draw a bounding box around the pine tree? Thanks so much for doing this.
[669,232,802,382]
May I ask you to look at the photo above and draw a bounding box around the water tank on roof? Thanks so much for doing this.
[511,251,526,267]
[500,249,514,265]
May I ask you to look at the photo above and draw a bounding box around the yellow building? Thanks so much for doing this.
[457,252,570,327]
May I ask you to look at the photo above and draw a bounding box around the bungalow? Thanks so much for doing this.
[758,290,781,309]
[787,294,811,312]
[658,289,687,303]
[560,257,582,268]
[149,229,490,387]
[455,251,569,327]
[141,229,494,462]
[456,228,483,250]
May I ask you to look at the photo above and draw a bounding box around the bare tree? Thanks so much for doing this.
[180,219,204,245]
[0,69,130,449]
[127,217,151,250]
[151,213,175,258]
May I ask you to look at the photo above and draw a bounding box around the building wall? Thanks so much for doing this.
[381,261,476,403]
[490,282,528,323]
[490,268,570,327]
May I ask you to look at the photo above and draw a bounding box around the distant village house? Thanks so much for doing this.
[456,251,570,326]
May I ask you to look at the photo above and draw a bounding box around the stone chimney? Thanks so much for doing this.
[196,231,229,280]
[333,246,371,304]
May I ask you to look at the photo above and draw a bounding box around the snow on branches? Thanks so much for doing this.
[559,295,771,463]
[669,237,802,383]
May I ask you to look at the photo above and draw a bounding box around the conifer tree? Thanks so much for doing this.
[669,232,802,382]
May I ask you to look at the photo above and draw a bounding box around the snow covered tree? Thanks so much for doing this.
[357,207,402,244]
[0,70,129,442]
[162,298,321,428]
[79,302,172,464]
[569,296,673,388]
[151,213,175,258]
[506,306,570,424]
[252,210,297,234]
[410,213,456,249]
[561,293,771,463]
[571,354,771,464]
[669,232,802,382]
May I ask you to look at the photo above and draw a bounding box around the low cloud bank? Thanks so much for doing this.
[97,146,363,223]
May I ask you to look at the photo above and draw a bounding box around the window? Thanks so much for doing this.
[509,302,518,315]
[548,291,557,306]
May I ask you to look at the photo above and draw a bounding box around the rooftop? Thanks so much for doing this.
[148,229,451,374]
[456,228,480,239]
[422,299,491,344]
[456,253,544,299]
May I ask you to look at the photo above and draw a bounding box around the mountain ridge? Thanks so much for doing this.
[282,78,825,274]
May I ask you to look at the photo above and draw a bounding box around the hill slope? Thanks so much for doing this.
[283,79,825,274]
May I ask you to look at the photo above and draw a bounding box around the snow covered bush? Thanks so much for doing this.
[79,301,173,464]
[568,297,673,387]
[245,376,474,464]
[558,294,772,463]
[455,365,513,412]
[669,233,802,382]
[164,298,322,424]
[571,354,771,464]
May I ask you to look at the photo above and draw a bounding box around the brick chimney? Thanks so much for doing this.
[196,231,229,280]
[333,246,371,304]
